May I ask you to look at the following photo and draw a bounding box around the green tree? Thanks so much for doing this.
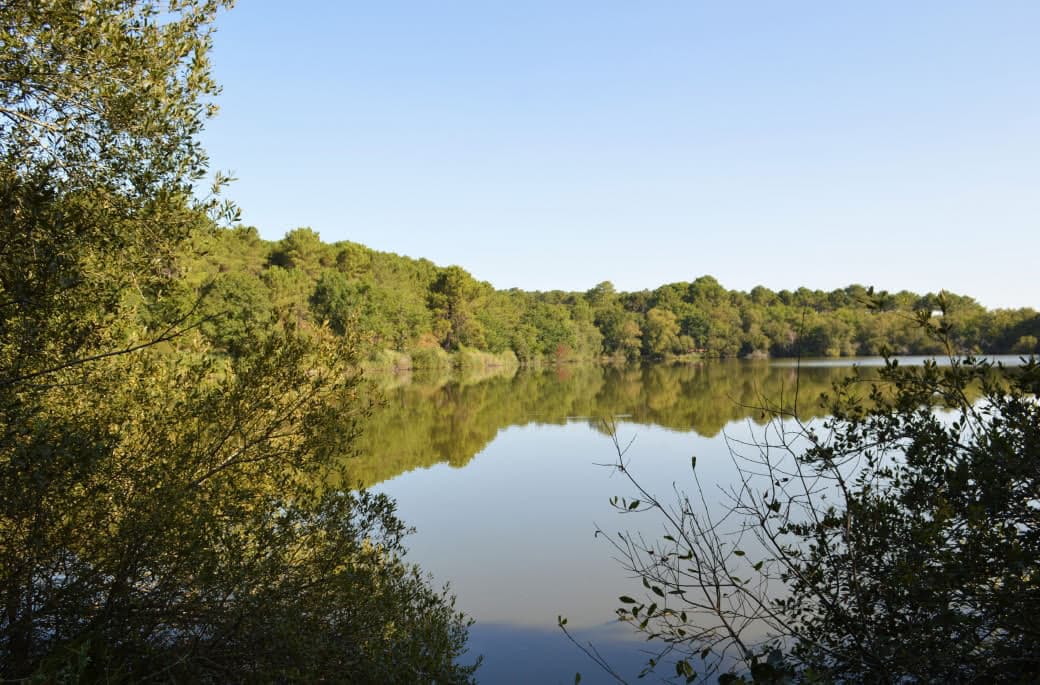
[474,290,525,354]
[0,0,229,388]
[0,3,476,681]
[263,264,315,324]
[687,275,728,308]
[310,269,361,336]
[586,280,619,309]
[311,271,423,349]
[428,266,487,350]
[643,307,681,357]
[269,226,330,274]
[522,301,578,359]
[749,285,779,307]
[334,241,373,279]
[594,307,643,359]
[197,271,274,353]
[568,297,605,358]
[1012,334,1039,353]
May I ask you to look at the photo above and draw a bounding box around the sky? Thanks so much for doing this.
[200,1,1039,310]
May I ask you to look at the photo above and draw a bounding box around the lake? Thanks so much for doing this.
[356,356,1020,683]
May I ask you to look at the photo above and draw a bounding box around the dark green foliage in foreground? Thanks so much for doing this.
[779,353,1040,682]
[0,2,475,682]
[593,315,1039,683]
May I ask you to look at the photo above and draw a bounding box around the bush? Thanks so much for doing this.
[581,315,1040,683]
[365,348,413,373]
[410,345,453,371]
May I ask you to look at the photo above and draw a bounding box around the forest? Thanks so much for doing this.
[173,224,1040,367]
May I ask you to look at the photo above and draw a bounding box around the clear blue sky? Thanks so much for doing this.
[201,1,1039,309]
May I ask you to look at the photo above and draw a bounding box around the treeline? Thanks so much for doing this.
[171,225,1040,364]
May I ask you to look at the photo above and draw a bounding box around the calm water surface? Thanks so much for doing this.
[356,357,1019,683]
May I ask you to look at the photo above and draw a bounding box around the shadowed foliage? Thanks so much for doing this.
[0,3,476,681]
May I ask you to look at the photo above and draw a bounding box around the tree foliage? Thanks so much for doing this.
[588,315,1040,683]
[172,223,1040,364]
[0,3,476,681]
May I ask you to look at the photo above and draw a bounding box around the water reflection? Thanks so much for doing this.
[348,361,855,488]
[467,621,649,684]
[373,417,777,683]
[360,358,1014,683]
